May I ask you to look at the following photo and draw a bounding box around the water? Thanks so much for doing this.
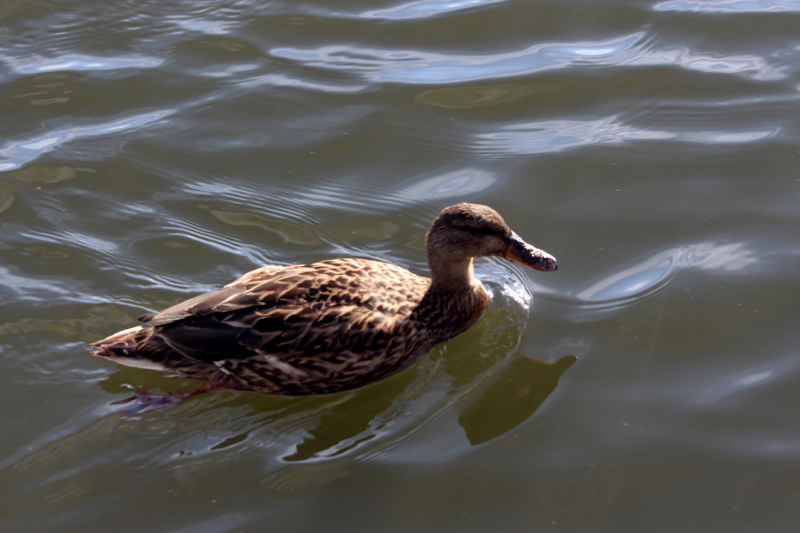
[2,0,800,531]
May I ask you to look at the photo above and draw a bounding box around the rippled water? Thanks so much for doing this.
[2,0,800,531]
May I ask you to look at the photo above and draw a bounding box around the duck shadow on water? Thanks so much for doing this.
[283,352,576,460]
[457,354,576,446]
[98,350,576,462]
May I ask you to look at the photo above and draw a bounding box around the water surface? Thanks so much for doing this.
[2,0,800,532]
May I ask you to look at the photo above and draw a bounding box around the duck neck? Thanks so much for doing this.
[427,253,476,293]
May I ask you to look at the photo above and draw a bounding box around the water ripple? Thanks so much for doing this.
[564,242,759,315]
[269,33,645,84]
[3,54,164,76]
[165,15,237,35]
[654,0,800,12]
[474,116,780,155]
[0,111,174,171]
[269,31,787,85]
[237,73,367,93]
[391,168,500,202]
[693,359,796,404]
[358,0,507,19]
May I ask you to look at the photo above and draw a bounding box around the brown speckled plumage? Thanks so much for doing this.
[92,203,557,396]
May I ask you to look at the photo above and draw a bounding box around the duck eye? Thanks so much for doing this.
[470,225,495,236]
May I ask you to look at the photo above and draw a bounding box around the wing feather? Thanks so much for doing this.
[140,259,430,369]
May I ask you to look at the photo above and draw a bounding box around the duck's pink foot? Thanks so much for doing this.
[111,390,195,414]
[110,382,229,415]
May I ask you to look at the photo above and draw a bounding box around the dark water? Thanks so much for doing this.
[2,0,800,531]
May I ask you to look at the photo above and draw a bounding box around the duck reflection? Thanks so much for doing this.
[457,354,576,445]
[97,364,420,462]
[98,351,575,461]
[283,353,577,460]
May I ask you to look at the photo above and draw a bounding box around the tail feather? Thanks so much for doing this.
[92,325,241,385]
[92,326,146,357]
[92,326,172,372]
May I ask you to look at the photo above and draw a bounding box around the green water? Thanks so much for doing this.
[2,0,800,531]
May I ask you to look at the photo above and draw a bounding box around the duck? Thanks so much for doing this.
[92,203,557,408]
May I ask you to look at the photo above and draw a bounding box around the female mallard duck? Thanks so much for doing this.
[92,203,556,407]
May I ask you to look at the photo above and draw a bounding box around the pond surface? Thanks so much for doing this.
[2,0,800,531]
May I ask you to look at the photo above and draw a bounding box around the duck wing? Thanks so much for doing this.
[139,259,430,366]
[137,264,321,327]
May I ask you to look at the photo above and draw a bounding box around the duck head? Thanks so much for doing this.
[426,203,557,273]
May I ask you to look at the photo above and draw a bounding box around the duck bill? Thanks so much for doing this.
[504,232,557,272]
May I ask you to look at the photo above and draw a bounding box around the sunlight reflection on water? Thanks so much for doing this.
[0,111,174,171]
[571,243,759,311]
[268,30,787,85]
[475,117,780,155]
[693,359,795,404]
[654,0,800,12]
[359,0,506,19]
[6,54,164,75]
